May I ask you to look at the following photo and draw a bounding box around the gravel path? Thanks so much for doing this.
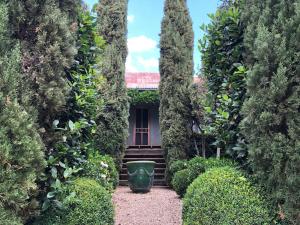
[113,186,182,225]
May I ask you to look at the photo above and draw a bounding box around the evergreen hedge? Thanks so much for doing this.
[241,0,300,222]
[183,167,270,225]
[34,178,114,225]
[159,0,194,183]
[0,2,46,222]
[95,0,129,167]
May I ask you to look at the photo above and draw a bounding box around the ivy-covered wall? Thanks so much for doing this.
[128,89,160,105]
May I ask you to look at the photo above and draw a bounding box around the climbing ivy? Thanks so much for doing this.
[128,89,159,105]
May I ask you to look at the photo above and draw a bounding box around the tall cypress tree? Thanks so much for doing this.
[241,0,300,222]
[95,0,129,166]
[7,0,78,147]
[0,2,46,223]
[159,0,194,180]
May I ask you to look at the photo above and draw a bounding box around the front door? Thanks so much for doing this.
[134,108,149,145]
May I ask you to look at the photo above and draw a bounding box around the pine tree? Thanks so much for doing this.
[241,0,300,222]
[0,3,46,223]
[95,0,129,166]
[7,0,78,146]
[159,0,194,181]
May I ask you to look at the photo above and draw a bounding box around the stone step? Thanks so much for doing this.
[124,152,164,159]
[123,158,165,163]
[122,162,166,169]
[125,150,164,155]
[127,145,162,149]
[119,173,165,180]
[121,167,165,173]
[119,179,167,186]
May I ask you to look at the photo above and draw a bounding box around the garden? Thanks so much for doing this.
[0,0,299,225]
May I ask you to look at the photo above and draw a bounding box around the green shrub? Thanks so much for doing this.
[172,169,190,197]
[183,167,270,225]
[35,178,114,225]
[83,153,119,190]
[171,158,205,197]
[172,157,235,197]
[169,160,188,180]
[0,206,22,225]
[64,178,114,225]
[200,157,236,170]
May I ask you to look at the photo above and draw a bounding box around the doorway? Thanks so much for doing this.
[134,108,149,145]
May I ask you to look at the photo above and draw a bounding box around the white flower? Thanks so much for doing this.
[100,174,107,179]
[100,161,108,168]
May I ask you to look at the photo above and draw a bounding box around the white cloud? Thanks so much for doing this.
[127,35,157,53]
[137,56,159,71]
[125,54,138,72]
[127,15,135,23]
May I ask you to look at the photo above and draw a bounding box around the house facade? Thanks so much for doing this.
[125,72,202,147]
[126,72,161,147]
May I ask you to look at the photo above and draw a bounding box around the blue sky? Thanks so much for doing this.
[84,0,221,74]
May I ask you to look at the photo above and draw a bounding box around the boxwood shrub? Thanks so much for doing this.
[183,167,270,225]
[83,153,119,190]
[169,159,188,184]
[172,157,235,197]
[171,169,190,197]
[0,206,22,225]
[63,178,114,225]
[35,178,114,225]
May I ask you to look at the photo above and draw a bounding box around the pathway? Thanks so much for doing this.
[113,186,182,225]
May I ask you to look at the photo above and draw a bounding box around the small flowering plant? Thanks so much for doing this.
[83,153,119,191]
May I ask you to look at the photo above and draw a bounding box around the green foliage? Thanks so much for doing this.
[172,157,235,197]
[83,153,119,190]
[241,0,300,223]
[172,169,190,197]
[95,0,129,167]
[128,89,160,105]
[96,0,128,62]
[0,205,22,225]
[159,0,194,183]
[8,0,78,130]
[183,167,271,225]
[41,8,106,212]
[200,0,247,159]
[63,178,114,225]
[0,2,46,221]
[190,156,236,171]
[169,160,188,178]
[35,178,114,225]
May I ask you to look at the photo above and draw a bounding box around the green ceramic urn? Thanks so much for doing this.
[126,161,155,193]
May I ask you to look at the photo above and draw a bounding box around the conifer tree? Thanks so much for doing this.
[95,0,129,165]
[0,3,46,223]
[159,0,194,180]
[241,0,300,222]
[7,0,78,146]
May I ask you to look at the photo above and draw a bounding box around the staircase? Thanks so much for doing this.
[119,146,167,186]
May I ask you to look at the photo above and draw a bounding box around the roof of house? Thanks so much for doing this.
[125,72,203,90]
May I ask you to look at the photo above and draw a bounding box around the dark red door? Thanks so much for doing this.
[134,108,149,145]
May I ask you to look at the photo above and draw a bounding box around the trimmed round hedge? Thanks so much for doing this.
[63,178,114,225]
[35,178,114,225]
[183,167,270,225]
[171,169,190,197]
[172,157,235,197]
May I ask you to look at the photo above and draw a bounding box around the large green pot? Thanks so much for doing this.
[126,161,155,193]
